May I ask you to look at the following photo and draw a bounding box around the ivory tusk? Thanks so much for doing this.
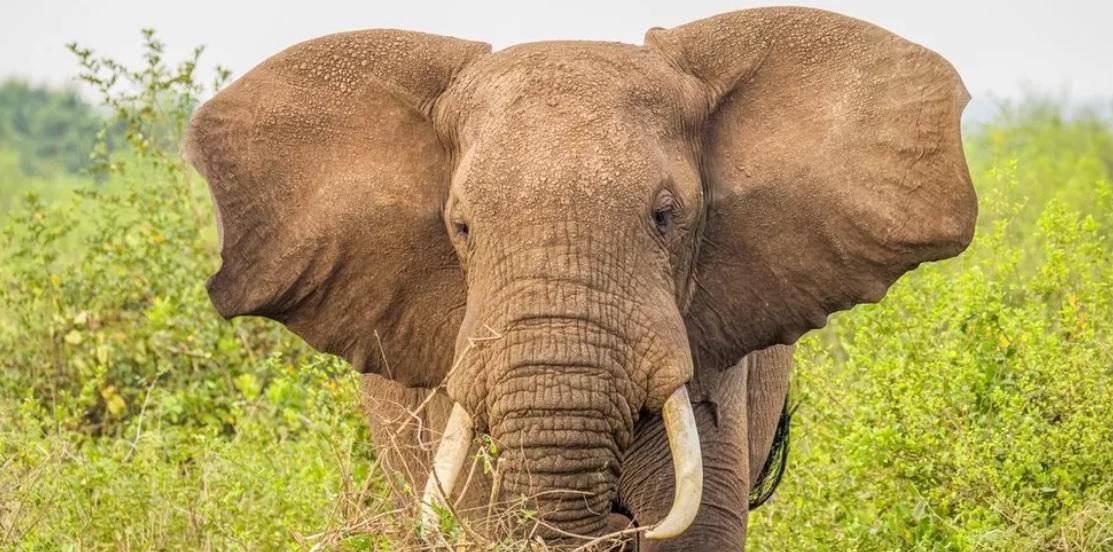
[420,402,475,532]
[645,385,703,540]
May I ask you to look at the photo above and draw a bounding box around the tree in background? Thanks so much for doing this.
[0,80,104,176]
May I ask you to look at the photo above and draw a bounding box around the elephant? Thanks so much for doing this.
[182,6,976,550]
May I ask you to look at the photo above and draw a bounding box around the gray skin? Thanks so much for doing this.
[183,7,975,549]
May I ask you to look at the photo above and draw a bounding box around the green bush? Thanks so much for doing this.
[749,105,1113,551]
[1,33,1111,550]
[1,32,376,549]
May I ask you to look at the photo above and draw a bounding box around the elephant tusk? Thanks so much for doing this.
[645,385,703,540]
[420,402,475,532]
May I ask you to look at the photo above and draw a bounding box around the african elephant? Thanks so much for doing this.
[183,6,975,549]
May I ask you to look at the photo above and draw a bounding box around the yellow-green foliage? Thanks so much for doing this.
[1,34,374,549]
[1,35,1111,550]
[750,104,1113,551]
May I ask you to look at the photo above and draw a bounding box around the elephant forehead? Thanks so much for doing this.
[441,40,700,143]
[442,42,702,219]
[453,126,666,218]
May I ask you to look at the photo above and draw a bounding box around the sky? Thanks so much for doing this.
[3,0,1112,120]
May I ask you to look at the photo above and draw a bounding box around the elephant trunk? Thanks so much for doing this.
[468,311,638,535]
[487,358,627,538]
[438,228,701,539]
[421,388,704,540]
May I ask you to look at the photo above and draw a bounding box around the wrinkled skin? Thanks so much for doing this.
[184,7,976,549]
[364,344,791,549]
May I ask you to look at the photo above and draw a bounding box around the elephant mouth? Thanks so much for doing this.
[421,385,703,541]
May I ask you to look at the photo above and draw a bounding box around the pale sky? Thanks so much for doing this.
[4,0,1111,120]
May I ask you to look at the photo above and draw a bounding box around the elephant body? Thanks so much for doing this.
[184,6,975,549]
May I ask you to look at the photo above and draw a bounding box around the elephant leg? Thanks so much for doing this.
[360,374,492,518]
[745,345,794,491]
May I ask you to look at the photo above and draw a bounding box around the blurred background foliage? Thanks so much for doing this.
[0,80,103,213]
[0,32,1110,550]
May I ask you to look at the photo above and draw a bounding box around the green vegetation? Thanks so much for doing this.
[748,105,1113,550]
[0,81,102,214]
[0,79,103,176]
[1,34,1111,550]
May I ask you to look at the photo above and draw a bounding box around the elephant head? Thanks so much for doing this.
[183,7,975,542]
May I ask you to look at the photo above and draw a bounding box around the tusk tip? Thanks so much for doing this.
[643,496,701,540]
[644,525,681,541]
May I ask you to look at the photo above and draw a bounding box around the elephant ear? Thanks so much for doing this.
[183,30,490,387]
[646,8,976,367]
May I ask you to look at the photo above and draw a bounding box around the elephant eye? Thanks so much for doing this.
[653,206,674,235]
[454,221,469,238]
[652,188,677,237]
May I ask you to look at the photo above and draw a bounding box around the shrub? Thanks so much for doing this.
[0,31,375,549]
[749,105,1113,551]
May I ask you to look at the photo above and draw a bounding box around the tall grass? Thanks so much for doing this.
[1,34,1110,550]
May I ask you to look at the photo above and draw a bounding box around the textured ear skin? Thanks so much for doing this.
[183,30,490,387]
[646,7,977,370]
